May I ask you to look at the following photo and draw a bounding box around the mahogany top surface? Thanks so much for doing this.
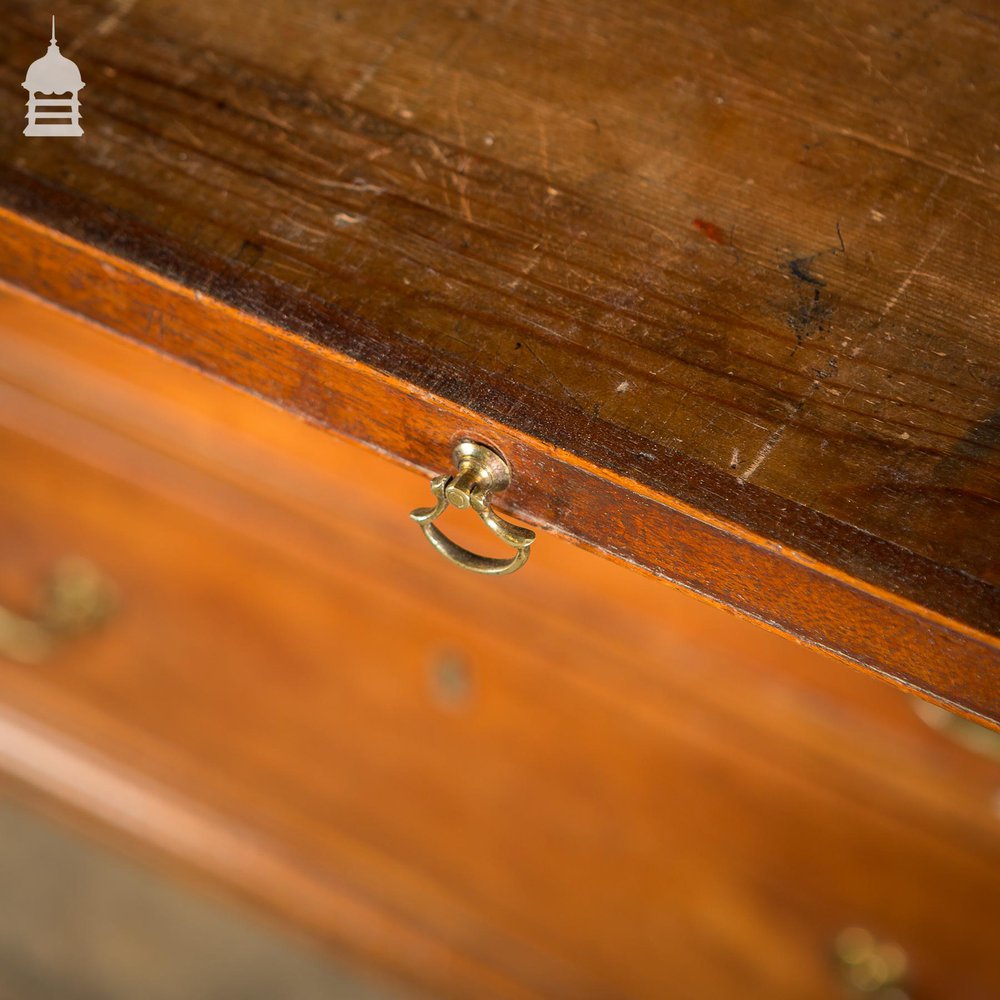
[0,1,997,672]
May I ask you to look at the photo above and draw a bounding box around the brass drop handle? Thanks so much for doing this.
[410,441,535,575]
[0,557,116,664]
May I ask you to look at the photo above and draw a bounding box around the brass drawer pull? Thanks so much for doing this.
[410,441,535,575]
[0,557,116,664]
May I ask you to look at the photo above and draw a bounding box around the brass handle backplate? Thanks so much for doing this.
[410,441,535,575]
[0,558,116,664]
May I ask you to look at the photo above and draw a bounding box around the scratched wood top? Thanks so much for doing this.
[0,1,997,701]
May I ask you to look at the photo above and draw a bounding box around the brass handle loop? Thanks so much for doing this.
[410,442,535,576]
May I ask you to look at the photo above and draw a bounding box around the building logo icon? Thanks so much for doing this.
[22,17,85,137]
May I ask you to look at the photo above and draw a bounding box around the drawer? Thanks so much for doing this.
[1,291,999,999]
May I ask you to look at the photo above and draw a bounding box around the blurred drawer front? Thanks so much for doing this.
[1,291,1000,1000]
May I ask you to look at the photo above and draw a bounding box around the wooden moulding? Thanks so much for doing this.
[0,197,997,729]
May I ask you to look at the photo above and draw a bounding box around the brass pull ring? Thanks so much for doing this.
[410,442,535,576]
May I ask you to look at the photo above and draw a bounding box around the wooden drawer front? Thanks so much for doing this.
[1,298,1000,1000]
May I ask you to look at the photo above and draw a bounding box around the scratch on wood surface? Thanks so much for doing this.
[828,124,994,193]
[739,356,838,482]
[815,8,874,74]
[253,104,295,134]
[280,140,344,173]
[536,108,551,179]
[739,416,795,482]
[730,74,997,194]
[344,62,380,101]
[343,21,415,102]
[310,175,385,195]
[921,173,950,210]
[879,226,947,321]
[427,140,449,165]
[454,161,473,222]
[425,141,456,215]
[66,0,139,54]
[449,75,474,222]
[269,213,331,239]
[426,136,451,167]
[426,130,472,222]
[508,251,543,294]
[519,337,585,411]
[166,120,205,149]
[95,0,139,36]
[450,74,468,148]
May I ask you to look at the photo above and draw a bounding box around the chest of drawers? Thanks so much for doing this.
[0,1,997,997]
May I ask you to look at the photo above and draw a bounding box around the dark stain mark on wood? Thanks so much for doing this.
[931,406,1000,495]
[785,223,845,348]
[813,356,839,381]
[786,222,846,287]
[788,287,832,347]
[237,240,264,267]
[891,0,952,40]
[789,259,827,287]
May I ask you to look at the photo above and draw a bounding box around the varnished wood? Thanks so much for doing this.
[0,797,404,1000]
[0,0,996,715]
[1,294,1000,998]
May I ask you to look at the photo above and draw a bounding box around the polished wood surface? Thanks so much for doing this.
[0,0,996,716]
[1,292,1000,999]
[0,796,407,1000]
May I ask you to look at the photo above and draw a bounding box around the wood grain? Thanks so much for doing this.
[2,303,1000,999]
[0,2,997,704]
